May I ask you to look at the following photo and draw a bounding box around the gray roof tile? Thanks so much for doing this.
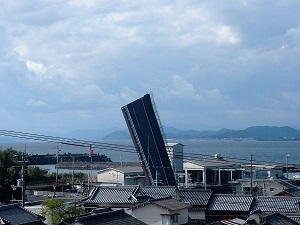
[180,189,212,207]
[0,204,44,225]
[208,194,254,212]
[85,186,139,204]
[60,209,147,225]
[253,196,300,213]
[151,198,191,211]
[140,186,177,199]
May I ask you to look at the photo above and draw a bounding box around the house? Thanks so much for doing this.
[180,189,212,222]
[131,197,191,225]
[96,166,146,185]
[230,179,299,196]
[83,185,179,211]
[0,203,45,225]
[252,196,300,214]
[211,211,300,225]
[246,210,300,225]
[206,194,254,223]
[58,208,147,225]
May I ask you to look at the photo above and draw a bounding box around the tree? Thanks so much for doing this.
[41,198,66,225]
[0,148,22,203]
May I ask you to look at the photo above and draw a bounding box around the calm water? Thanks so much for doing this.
[1,139,299,165]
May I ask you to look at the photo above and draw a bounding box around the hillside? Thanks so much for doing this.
[102,126,300,140]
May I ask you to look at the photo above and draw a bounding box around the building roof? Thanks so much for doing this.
[275,188,300,197]
[180,189,212,210]
[253,196,300,213]
[185,158,242,169]
[165,143,184,147]
[60,209,147,225]
[0,203,45,225]
[207,194,254,212]
[139,186,178,199]
[152,197,191,211]
[132,197,191,212]
[97,166,144,174]
[85,186,139,204]
[247,211,300,225]
[84,185,179,206]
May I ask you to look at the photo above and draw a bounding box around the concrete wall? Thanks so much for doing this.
[97,170,124,184]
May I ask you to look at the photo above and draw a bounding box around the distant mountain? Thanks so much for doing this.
[1,126,299,142]
[101,126,300,140]
[65,128,121,140]
[203,126,300,140]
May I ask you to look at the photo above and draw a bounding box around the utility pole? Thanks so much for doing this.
[56,146,60,184]
[250,154,253,196]
[286,154,290,179]
[13,152,27,207]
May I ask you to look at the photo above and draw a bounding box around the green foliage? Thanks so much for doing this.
[65,205,79,217]
[27,166,43,180]
[0,148,22,203]
[41,198,66,225]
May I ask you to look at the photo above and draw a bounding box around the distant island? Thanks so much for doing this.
[1,126,300,142]
[101,126,300,141]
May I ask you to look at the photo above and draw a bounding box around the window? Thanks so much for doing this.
[171,215,178,223]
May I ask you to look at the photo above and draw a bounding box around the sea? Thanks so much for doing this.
[1,139,299,175]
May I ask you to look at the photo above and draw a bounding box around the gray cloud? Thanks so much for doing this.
[0,1,300,133]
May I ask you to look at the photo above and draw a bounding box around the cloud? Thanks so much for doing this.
[26,60,47,74]
[0,1,300,132]
[27,98,47,107]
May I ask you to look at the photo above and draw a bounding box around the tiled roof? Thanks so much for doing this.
[208,194,254,212]
[253,196,300,213]
[180,189,212,208]
[60,209,147,225]
[132,197,191,212]
[264,212,300,225]
[151,198,191,211]
[139,186,177,199]
[0,203,45,225]
[85,186,139,204]
[248,211,300,225]
[277,189,300,197]
[275,180,299,189]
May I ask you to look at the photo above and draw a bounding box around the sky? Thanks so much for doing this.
[1,0,300,135]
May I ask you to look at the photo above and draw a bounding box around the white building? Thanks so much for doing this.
[131,198,191,225]
[96,167,145,186]
[166,143,184,173]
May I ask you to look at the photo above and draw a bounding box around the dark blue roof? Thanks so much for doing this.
[60,209,147,225]
[0,204,44,225]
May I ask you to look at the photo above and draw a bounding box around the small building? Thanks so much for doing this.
[242,164,284,180]
[83,185,179,211]
[0,203,45,225]
[131,197,191,225]
[246,210,300,225]
[166,143,184,173]
[96,166,145,186]
[183,158,243,188]
[230,179,299,196]
[206,194,254,223]
[180,189,212,222]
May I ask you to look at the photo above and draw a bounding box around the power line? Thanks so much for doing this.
[0,129,297,166]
